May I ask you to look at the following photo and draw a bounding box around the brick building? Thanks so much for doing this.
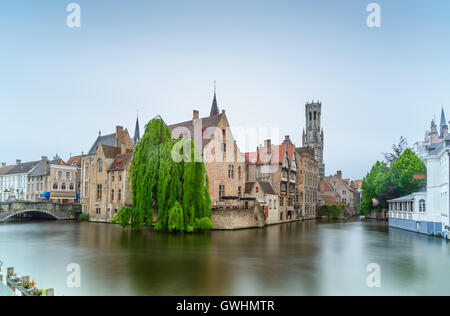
[245,136,299,221]
[27,155,81,204]
[80,124,136,222]
[168,90,246,209]
[319,171,359,216]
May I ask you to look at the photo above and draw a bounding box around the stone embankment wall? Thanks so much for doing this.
[212,206,305,230]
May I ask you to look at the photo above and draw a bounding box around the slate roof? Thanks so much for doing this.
[66,155,82,167]
[244,181,276,195]
[101,144,122,159]
[0,165,15,176]
[108,152,133,171]
[87,133,116,156]
[4,161,40,175]
[387,194,415,202]
[257,181,276,195]
[245,182,255,194]
[133,117,141,145]
[29,159,66,177]
[168,113,223,148]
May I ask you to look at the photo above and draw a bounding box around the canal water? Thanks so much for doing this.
[0,219,449,296]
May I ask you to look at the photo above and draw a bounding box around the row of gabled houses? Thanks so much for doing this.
[1,89,362,226]
[0,155,82,204]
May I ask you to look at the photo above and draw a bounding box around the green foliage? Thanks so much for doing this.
[389,148,426,196]
[361,148,426,214]
[78,213,90,221]
[317,204,341,219]
[194,217,214,231]
[113,117,212,233]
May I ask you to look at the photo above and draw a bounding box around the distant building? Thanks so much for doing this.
[414,108,449,159]
[0,160,40,202]
[319,171,359,216]
[28,155,81,204]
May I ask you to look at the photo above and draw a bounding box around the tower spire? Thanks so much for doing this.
[210,80,219,116]
[133,111,141,145]
[440,107,448,138]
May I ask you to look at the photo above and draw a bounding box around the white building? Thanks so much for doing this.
[388,136,450,239]
[0,160,40,202]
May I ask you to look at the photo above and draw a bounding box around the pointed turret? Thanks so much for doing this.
[440,108,448,138]
[210,81,219,116]
[133,115,141,145]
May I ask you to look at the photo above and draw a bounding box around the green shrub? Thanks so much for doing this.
[194,217,213,231]
[78,213,90,221]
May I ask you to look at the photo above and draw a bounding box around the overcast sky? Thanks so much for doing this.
[1,0,449,180]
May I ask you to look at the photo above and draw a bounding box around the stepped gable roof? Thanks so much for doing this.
[255,143,295,165]
[168,113,223,148]
[88,133,116,156]
[4,161,40,175]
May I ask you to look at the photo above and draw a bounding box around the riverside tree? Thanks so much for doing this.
[113,117,213,232]
[361,148,426,215]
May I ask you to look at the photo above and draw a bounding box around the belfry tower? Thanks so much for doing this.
[302,101,325,177]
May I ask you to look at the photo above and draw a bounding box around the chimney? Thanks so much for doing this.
[264,140,272,154]
[16,159,21,165]
[337,170,342,179]
[116,126,124,147]
[1,162,5,167]
[193,110,199,120]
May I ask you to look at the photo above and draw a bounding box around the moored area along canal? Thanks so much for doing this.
[1,219,449,296]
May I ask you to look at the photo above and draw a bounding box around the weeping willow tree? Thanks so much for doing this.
[113,117,213,232]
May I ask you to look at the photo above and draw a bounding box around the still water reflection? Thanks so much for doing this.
[0,220,449,296]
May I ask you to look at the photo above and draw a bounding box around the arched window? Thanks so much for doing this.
[419,199,426,212]
[309,112,312,121]
[98,160,103,173]
[61,183,67,191]
[314,111,317,120]
[53,182,58,190]
[57,171,63,179]
[69,183,74,191]
[66,172,71,180]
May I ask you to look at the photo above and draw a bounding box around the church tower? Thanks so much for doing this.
[302,101,325,177]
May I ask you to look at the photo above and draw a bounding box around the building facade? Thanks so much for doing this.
[295,147,319,220]
[0,160,40,202]
[245,137,299,221]
[389,134,450,238]
[169,91,246,209]
[81,125,135,222]
[302,101,325,177]
[244,181,278,224]
[319,171,359,216]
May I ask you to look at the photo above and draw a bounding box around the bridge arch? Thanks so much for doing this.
[0,209,61,222]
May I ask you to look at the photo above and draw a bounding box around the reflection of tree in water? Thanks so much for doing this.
[114,228,215,295]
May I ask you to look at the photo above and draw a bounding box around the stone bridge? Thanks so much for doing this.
[0,202,75,222]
